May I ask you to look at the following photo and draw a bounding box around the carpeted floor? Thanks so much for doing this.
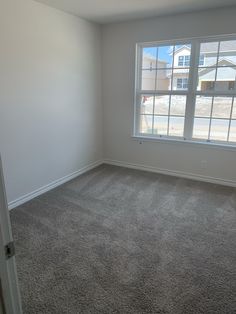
[10,164,236,314]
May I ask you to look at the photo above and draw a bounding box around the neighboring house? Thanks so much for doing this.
[171,45,190,90]
[142,42,236,91]
[172,42,236,91]
[142,54,169,90]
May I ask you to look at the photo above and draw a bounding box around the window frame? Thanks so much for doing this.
[133,35,236,149]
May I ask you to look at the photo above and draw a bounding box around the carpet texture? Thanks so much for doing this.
[10,164,236,314]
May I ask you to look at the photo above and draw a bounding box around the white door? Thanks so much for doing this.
[0,156,22,314]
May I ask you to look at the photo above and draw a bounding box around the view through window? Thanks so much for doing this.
[135,37,236,145]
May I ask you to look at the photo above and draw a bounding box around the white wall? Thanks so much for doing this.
[0,0,103,204]
[102,7,236,185]
[1,3,236,207]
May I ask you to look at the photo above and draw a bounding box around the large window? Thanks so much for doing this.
[134,37,236,146]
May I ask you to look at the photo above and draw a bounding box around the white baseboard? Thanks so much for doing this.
[104,159,236,188]
[8,160,103,210]
[8,158,235,210]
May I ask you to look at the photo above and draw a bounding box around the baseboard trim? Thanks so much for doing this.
[104,159,236,188]
[8,160,103,210]
[8,158,235,210]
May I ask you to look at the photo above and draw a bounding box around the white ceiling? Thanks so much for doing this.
[35,0,236,24]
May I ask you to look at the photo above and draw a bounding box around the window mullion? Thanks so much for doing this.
[184,40,200,140]
[227,96,234,141]
[134,46,143,135]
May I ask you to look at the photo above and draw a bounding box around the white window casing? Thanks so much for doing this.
[134,35,236,148]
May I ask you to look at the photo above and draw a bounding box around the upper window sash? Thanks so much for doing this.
[138,41,192,94]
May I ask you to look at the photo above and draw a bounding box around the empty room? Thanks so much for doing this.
[0,0,236,313]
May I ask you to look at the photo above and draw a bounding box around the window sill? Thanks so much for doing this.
[132,135,236,152]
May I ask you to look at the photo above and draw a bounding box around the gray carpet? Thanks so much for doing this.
[10,164,236,314]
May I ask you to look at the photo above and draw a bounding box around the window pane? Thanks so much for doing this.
[154,95,170,115]
[140,115,153,134]
[158,45,174,68]
[212,97,232,119]
[153,116,168,135]
[215,67,236,91]
[193,118,210,139]
[218,40,236,66]
[156,69,170,90]
[169,116,185,136]
[209,119,229,141]
[232,99,236,119]
[141,69,156,90]
[199,42,219,67]
[170,95,186,116]
[197,68,216,91]
[142,47,158,69]
[140,95,154,114]
[194,96,212,117]
[229,120,236,142]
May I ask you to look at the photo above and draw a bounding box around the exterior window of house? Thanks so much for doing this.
[199,54,205,66]
[229,81,235,90]
[135,37,236,146]
[178,55,190,66]
[177,78,188,90]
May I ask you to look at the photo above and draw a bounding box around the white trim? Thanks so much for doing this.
[0,156,22,314]
[104,159,236,188]
[8,160,103,210]
[138,34,236,48]
[8,157,236,211]
[132,135,236,151]
[134,34,236,145]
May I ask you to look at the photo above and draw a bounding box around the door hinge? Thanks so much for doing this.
[5,241,15,259]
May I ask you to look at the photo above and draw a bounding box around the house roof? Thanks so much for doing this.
[199,58,236,73]
[171,45,190,55]
[198,59,236,80]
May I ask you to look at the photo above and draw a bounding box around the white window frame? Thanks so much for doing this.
[133,35,236,150]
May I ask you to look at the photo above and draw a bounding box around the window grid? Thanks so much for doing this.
[193,40,235,143]
[207,96,215,141]
[142,65,236,72]
[151,48,159,133]
[167,50,175,135]
[140,97,187,136]
[135,36,236,145]
[227,97,234,141]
